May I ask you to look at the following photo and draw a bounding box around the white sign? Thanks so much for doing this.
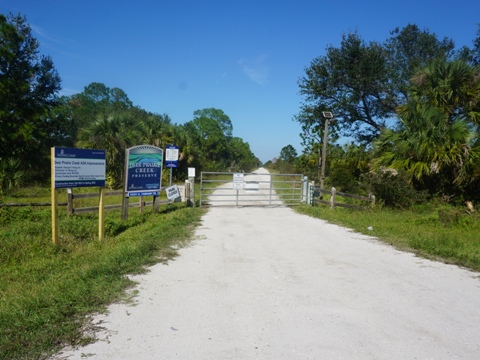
[233,182,243,190]
[233,173,244,190]
[188,167,196,177]
[245,181,259,191]
[165,147,179,161]
[166,185,181,201]
[233,173,244,183]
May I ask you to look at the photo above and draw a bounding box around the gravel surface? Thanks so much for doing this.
[54,169,480,359]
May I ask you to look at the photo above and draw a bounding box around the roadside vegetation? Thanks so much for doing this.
[268,24,480,211]
[0,185,206,359]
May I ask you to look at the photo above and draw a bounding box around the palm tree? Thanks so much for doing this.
[408,58,480,125]
[373,59,480,197]
[77,112,142,188]
[374,105,479,185]
[141,113,174,149]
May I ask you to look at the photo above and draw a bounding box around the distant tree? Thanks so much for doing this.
[0,13,61,179]
[385,24,455,103]
[193,108,233,138]
[279,145,297,163]
[297,25,456,146]
[227,137,259,172]
[297,32,394,144]
[67,82,134,137]
[457,24,480,65]
[183,108,233,171]
[178,108,259,173]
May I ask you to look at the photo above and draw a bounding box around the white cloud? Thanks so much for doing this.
[239,54,269,85]
[31,24,62,44]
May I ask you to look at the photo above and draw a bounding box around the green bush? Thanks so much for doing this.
[360,168,426,208]
[0,158,26,195]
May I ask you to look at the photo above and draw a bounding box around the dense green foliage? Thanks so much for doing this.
[179,108,259,172]
[0,14,259,194]
[296,24,456,145]
[0,14,61,184]
[282,23,480,207]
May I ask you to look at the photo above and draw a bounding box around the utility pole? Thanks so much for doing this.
[320,111,334,190]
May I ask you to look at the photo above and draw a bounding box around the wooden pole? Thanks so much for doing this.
[98,187,105,241]
[67,188,73,215]
[320,118,329,190]
[51,148,58,244]
[330,187,336,209]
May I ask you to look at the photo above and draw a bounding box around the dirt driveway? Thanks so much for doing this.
[55,169,480,359]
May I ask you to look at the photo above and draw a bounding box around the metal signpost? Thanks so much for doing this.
[233,173,244,206]
[165,145,179,187]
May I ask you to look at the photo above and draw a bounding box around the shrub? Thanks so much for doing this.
[0,158,26,195]
[360,168,426,208]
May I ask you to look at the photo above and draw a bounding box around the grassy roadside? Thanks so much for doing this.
[0,189,206,359]
[295,204,480,272]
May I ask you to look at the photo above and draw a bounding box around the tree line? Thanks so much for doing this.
[0,13,260,193]
[272,24,480,206]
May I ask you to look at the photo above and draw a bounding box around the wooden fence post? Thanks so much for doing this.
[330,187,336,209]
[67,188,73,215]
[188,177,195,207]
[153,195,160,213]
[98,187,105,241]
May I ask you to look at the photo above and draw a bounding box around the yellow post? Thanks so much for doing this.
[51,148,58,244]
[98,187,105,241]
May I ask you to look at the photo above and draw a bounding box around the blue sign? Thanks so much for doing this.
[165,145,179,168]
[125,145,163,197]
[53,147,106,188]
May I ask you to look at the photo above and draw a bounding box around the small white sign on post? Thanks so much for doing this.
[188,167,196,178]
[233,173,244,190]
[166,185,181,202]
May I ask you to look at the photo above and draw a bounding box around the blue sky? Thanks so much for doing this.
[1,0,479,162]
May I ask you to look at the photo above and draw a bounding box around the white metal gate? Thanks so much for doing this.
[200,170,308,207]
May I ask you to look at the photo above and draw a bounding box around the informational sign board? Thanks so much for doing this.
[188,167,196,178]
[53,147,106,188]
[165,145,179,168]
[125,145,163,197]
[233,173,244,190]
[166,185,181,201]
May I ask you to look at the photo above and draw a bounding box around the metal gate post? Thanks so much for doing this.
[269,173,273,205]
[302,176,308,203]
[199,173,203,207]
[309,181,315,206]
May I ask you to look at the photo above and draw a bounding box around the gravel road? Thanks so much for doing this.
[54,169,480,359]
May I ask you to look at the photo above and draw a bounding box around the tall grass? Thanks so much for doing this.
[296,204,480,271]
[0,199,205,359]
